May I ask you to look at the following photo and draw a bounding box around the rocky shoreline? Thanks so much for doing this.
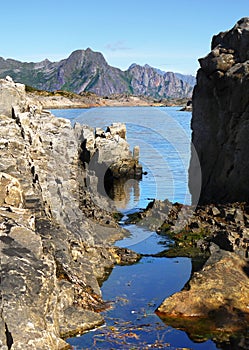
[0,78,141,349]
[25,85,190,109]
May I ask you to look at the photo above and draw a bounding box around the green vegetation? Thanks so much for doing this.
[25,85,41,93]
[25,84,81,99]
[126,211,144,224]
[120,72,134,94]
[155,246,209,259]
[153,222,212,260]
[159,222,171,234]
[112,212,124,222]
[162,227,211,248]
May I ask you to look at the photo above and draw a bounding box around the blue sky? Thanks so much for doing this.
[0,0,248,75]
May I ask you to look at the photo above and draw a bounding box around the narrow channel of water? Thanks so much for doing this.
[51,107,218,349]
[67,222,217,350]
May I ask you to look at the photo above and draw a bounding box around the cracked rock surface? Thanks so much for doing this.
[189,17,249,205]
[0,78,140,349]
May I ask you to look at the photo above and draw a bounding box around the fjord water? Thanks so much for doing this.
[52,107,192,210]
[51,107,217,349]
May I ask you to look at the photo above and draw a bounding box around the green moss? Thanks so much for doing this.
[126,212,143,224]
[164,228,211,248]
[159,222,171,234]
[156,246,208,259]
[112,212,124,222]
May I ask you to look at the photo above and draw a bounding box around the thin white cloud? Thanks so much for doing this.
[105,40,131,52]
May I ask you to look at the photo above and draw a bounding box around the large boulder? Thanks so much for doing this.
[189,17,249,205]
[156,246,249,345]
[157,246,249,321]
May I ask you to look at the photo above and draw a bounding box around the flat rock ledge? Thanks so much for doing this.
[0,77,140,350]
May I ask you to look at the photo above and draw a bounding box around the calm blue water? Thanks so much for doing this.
[52,107,218,350]
[51,106,191,211]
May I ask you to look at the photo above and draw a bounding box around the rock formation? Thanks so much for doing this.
[189,17,249,205]
[0,77,140,349]
[127,64,193,98]
[80,122,142,179]
[0,49,193,99]
[134,198,249,345]
[157,246,249,346]
[154,18,249,347]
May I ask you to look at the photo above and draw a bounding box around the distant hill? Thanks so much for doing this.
[0,48,194,98]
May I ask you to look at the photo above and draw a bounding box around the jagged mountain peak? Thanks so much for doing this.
[128,63,138,69]
[67,48,107,63]
[128,63,156,71]
[41,58,51,64]
[0,49,194,98]
[126,63,193,98]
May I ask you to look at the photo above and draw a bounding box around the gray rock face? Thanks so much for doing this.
[0,77,26,117]
[0,78,140,349]
[0,49,193,99]
[79,122,142,179]
[175,73,196,87]
[189,17,249,205]
[75,122,142,214]
[128,64,193,98]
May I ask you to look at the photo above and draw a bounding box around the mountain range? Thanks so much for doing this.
[0,48,195,99]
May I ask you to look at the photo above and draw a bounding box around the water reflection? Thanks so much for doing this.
[51,106,193,206]
[106,177,141,210]
[157,315,249,349]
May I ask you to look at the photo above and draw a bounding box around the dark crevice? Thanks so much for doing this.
[226,164,234,177]
[80,140,91,165]
[5,323,13,349]
[12,108,26,141]
[243,262,249,277]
